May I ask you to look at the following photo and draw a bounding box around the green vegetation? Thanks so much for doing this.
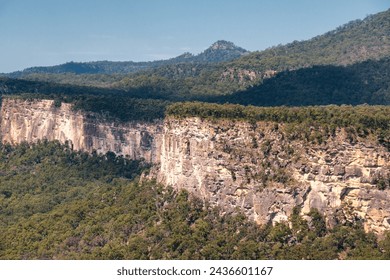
[1,141,390,260]
[167,102,390,149]
[0,77,175,100]
[375,175,390,190]
[228,9,390,72]
[3,55,390,108]
[167,102,390,132]
[71,96,170,122]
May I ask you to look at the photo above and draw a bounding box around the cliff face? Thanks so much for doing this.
[157,117,390,235]
[1,98,390,234]
[0,98,163,163]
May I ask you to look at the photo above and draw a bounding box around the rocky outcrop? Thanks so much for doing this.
[220,68,276,85]
[1,98,389,235]
[0,98,163,162]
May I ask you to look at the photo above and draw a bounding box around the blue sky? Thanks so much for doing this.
[1,0,389,72]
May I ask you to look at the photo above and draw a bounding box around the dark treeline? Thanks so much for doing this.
[3,56,390,111]
[0,77,177,100]
[3,93,170,122]
[167,102,390,132]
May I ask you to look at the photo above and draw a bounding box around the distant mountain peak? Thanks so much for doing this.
[193,40,248,63]
[209,40,243,51]
[169,40,248,64]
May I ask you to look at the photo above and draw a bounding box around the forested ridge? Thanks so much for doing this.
[2,54,390,108]
[227,9,390,71]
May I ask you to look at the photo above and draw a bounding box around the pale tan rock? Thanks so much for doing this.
[156,116,390,235]
[0,98,163,163]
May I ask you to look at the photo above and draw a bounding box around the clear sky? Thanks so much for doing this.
[1,0,389,72]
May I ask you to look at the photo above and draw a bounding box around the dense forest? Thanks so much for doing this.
[1,141,390,260]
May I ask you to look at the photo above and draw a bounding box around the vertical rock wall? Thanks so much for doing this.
[0,98,163,162]
[157,117,390,234]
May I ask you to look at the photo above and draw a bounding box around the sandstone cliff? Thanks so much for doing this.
[1,98,389,234]
[0,98,162,163]
[157,117,390,235]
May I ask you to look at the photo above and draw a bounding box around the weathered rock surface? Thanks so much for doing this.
[157,117,390,235]
[0,98,163,162]
[1,98,389,235]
